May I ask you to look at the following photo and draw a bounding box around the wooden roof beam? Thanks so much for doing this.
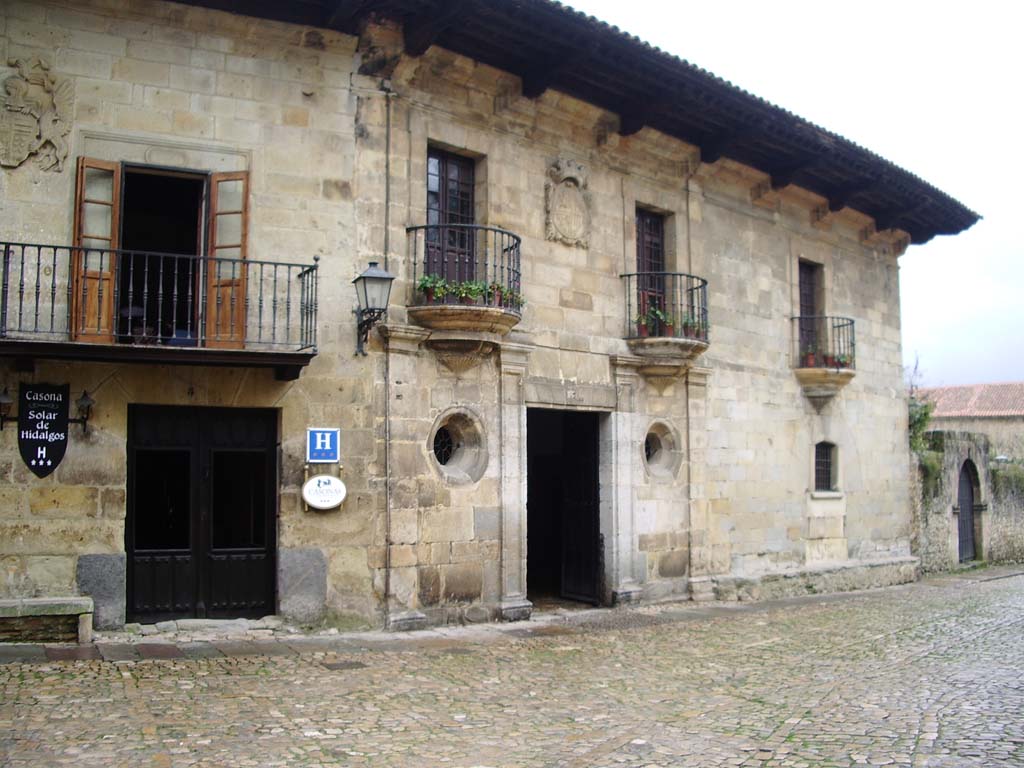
[521,41,600,99]
[325,0,368,30]
[699,127,754,165]
[404,0,472,57]
[827,179,879,213]
[769,158,816,190]
[617,94,667,136]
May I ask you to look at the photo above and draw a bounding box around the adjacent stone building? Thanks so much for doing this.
[920,383,1024,460]
[0,0,978,631]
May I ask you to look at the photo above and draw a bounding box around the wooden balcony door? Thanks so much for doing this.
[71,158,120,343]
[205,172,248,349]
[426,148,475,282]
[636,208,666,329]
[71,158,249,348]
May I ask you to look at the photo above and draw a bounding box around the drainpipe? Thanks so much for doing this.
[382,83,395,628]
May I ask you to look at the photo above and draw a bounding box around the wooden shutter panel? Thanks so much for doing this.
[71,157,120,343]
[204,171,248,349]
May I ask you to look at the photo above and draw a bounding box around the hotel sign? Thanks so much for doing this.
[18,383,69,478]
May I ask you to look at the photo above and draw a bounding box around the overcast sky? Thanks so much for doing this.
[567,0,1023,388]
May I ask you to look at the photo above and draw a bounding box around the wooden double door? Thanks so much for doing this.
[126,406,277,622]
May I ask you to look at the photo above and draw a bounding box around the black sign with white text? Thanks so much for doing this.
[18,383,70,478]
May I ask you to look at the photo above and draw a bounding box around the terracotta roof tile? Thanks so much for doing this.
[918,383,1024,418]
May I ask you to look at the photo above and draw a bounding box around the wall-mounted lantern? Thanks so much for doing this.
[352,261,396,355]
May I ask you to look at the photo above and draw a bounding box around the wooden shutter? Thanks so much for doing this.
[204,172,248,349]
[71,158,120,343]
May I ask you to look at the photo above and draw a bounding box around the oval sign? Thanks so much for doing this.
[302,474,347,510]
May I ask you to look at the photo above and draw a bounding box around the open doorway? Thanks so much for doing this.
[527,408,602,606]
[118,168,206,344]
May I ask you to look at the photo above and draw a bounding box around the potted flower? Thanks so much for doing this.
[682,315,699,339]
[836,353,851,369]
[486,281,504,307]
[453,280,486,305]
[647,306,675,337]
[634,311,649,338]
[802,344,817,368]
[416,274,448,304]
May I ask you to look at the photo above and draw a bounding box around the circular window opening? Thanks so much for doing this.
[643,422,681,479]
[433,426,455,465]
[429,409,488,484]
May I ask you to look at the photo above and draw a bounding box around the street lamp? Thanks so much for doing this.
[352,261,396,355]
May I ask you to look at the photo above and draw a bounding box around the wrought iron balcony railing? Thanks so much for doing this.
[621,272,709,341]
[792,316,855,369]
[407,224,522,313]
[0,242,318,352]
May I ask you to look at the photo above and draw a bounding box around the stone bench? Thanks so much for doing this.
[0,597,94,644]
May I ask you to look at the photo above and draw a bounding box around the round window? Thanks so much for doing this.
[429,409,488,484]
[643,422,681,479]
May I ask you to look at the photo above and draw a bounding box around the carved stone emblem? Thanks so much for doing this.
[545,156,591,248]
[0,57,72,172]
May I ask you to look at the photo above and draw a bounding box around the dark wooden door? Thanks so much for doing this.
[559,412,601,604]
[426,148,475,282]
[798,260,823,358]
[958,463,976,563]
[636,209,666,330]
[127,406,277,621]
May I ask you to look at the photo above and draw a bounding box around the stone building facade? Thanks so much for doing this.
[914,431,1024,572]
[0,0,977,630]
[920,383,1024,460]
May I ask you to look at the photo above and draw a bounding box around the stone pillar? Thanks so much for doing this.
[498,342,532,621]
[685,366,716,601]
[379,323,431,630]
[609,356,643,604]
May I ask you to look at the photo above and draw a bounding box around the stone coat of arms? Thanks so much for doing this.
[545,156,591,248]
[0,57,72,172]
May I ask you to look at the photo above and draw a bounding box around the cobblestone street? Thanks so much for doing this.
[2,568,1023,767]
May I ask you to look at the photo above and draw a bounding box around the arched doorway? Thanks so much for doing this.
[957,461,979,562]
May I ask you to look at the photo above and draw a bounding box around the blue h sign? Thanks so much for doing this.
[306,428,340,463]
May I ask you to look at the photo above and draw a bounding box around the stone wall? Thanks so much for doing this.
[929,416,1024,460]
[914,430,1024,572]
[1,1,921,628]
[0,0,383,625]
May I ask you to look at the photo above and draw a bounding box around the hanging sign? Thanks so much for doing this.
[306,427,340,463]
[302,474,347,510]
[18,383,70,479]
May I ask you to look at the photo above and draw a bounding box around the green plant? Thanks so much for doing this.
[486,281,504,303]
[908,395,934,453]
[452,280,486,301]
[646,306,674,325]
[836,353,851,368]
[416,273,449,298]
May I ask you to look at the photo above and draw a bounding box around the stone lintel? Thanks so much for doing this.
[524,378,616,410]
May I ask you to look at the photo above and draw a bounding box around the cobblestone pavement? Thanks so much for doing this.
[2,567,1024,767]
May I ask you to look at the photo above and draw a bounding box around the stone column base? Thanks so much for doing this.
[498,597,532,622]
[611,585,643,605]
[387,610,428,632]
[689,576,716,602]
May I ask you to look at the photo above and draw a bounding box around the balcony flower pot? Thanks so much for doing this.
[417,274,449,305]
[823,354,836,367]
[662,322,675,338]
[486,282,504,307]
[802,352,816,367]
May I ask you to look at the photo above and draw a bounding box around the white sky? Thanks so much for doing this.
[567,0,1024,387]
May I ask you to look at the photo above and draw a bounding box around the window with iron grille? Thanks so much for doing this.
[426,148,475,282]
[815,441,836,491]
